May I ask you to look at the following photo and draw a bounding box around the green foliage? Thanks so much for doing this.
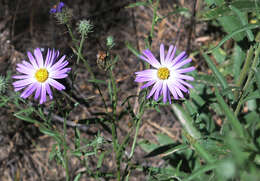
[7,0,260,180]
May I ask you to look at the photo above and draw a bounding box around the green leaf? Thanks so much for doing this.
[190,90,206,107]
[73,173,82,181]
[156,133,174,145]
[97,152,105,168]
[194,73,217,85]
[233,44,246,81]
[207,23,260,53]
[241,90,260,104]
[198,1,260,21]
[171,104,201,139]
[215,88,244,137]
[218,15,246,41]
[139,139,158,153]
[202,53,229,91]
[255,68,260,95]
[144,143,188,158]
[212,47,226,63]
[229,5,254,41]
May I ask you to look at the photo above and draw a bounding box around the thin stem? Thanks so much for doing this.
[129,117,142,159]
[215,88,245,137]
[70,46,94,78]
[150,0,159,40]
[77,34,85,64]
[234,46,254,99]
[235,43,260,115]
[171,104,214,163]
[129,103,145,159]
[66,24,78,46]
[109,66,120,180]
[111,121,120,181]
[63,117,70,181]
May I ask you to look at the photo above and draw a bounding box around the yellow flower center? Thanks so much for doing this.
[157,67,170,80]
[35,68,49,83]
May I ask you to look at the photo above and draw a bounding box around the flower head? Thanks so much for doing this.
[13,48,71,104]
[135,44,195,104]
[106,36,115,49]
[50,2,65,14]
[77,19,94,36]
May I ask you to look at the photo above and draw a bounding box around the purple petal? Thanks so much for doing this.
[50,8,57,14]
[21,60,34,69]
[14,86,26,92]
[47,49,55,67]
[34,48,44,67]
[174,87,184,98]
[167,89,172,104]
[160,44,165,65]
[172,58,192,70]
[13,75,31,79]
[49,55,66,71]
[141,50,161,68]
[16,63,34,75]
[34,84,41,99]
[13,79,34,88]
[51,68,71,76]
[154,81,163,101]
[57,2,65,12]
[48,78,65,90]
[147,81,162,99]
[21,82,37,98]
[172,51,187,66]
[44,49,51,67]
[27,51,39,69]
[52,61,69,71]
[168,46,177,63]
[162,82,168,103]
[135,69,157,75]
[50,73,69,79]
[176,74,194,81]
[175,66,195,73]
[165,45,174,64]
[45,83,53,100]
[135,76,155,83]
[40,84,47,104]
[140,80,156,89]
[167,82,178,100]
[177,79,193,89]
[174,81,188,93]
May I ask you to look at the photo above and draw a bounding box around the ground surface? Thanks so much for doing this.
[0,0,209,180]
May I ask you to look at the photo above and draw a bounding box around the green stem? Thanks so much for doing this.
[234,46,254,99]
[66,24,78,46]
[76,34,85,64]
[150,0,159,40]
[171,104,201,139]
[171,104,214,163]
[111,121,120,181]
[235,43,260,115]
[215,88,245,137]
[109,66,120,180]
[129,106,145,159]
[129,118,142,159]
[63,117,70,181]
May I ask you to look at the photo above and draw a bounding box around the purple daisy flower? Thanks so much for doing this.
[135,44,195,104]
[50,2,65,14]
[13,48,71,104]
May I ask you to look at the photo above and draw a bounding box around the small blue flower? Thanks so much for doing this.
[50,2,65,14]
